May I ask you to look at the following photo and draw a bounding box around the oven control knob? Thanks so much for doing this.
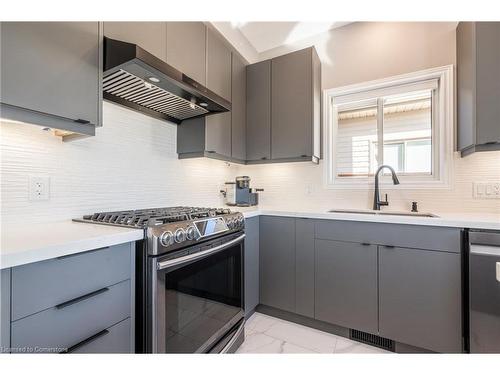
[226,218,234,229]
[237,216,244,227]
[160,231,174,247]
[174,228,186,243]
[186,226,198,240]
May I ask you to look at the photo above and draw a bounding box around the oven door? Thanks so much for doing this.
[150,233,245,353]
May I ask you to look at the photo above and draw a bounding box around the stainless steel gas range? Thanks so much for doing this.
[75,207,245,353]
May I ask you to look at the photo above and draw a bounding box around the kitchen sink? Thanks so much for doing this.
[328,209,439,218]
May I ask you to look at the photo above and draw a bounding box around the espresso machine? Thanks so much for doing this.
[222,176,263,207]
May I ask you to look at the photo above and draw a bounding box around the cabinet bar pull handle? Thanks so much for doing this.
[384,245,395,248]
[361,243,371,246]
[74,119,90,124]
[62,329,110,353]
[55,287,109,310]
[496,262,500,282]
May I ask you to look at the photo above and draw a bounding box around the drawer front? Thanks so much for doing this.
[315,220,461,252]
[12,242,131,320]
[11,279,130,353]
[70,318,131,354]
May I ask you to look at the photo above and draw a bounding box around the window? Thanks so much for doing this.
[324,66,453,189]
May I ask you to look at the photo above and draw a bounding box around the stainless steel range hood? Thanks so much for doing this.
[103,37,231,124]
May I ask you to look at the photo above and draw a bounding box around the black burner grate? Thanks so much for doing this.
[81,206,231,228]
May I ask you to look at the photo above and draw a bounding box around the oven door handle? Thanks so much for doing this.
[220,321,245,354]
[156,234,246,270]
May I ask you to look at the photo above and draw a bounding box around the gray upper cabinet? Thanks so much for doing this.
[0,22,102,137]
[246,47,321,164]
[259,216,296,312]
[315,240,378,334]
[271,48,313,160]
[206,28,231,101]
[379,246,462,353]
[205,28,235,158]
[231,53,247,161]
[457,22,500,156]
[177,32,246,163]
[104,22,167,62]
[246,60,272,161]
[205,113,232,158]
[166,22,206,84]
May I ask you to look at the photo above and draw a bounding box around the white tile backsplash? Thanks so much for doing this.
[1,101,499,226]
[0,102,236,225]
[237,152,500,214]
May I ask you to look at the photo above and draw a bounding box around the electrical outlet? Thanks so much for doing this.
[29,176,50,201]
[473,182,500,199]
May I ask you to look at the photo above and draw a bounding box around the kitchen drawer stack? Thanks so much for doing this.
[6,243,134,354]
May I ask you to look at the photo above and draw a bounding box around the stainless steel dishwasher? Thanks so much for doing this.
[469,230,500,353]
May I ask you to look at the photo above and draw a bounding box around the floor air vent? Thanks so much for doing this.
[349,329,395,352]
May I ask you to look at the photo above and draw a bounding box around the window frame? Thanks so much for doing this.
[323,65,454,190]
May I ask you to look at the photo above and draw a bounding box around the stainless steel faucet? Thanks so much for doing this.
[373,165,400,210]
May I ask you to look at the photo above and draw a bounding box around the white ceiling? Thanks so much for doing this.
[234,22,351,53]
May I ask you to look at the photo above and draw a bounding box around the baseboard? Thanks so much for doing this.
[256,304,434,353]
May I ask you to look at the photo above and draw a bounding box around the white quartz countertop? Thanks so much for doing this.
[2,208,498,270]
[1,221,144,269]
[240,207,500,231]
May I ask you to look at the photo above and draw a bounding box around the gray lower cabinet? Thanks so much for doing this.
[378,246,463,353]
[259,216,296,312]
[70,318,131,354]
[457,22,500,155]
[7,242,135,354]
[0,22,102,137]
[259,216,314,318]
[246,60,271,162]
[258,216,463,353]
[295,219,315,318]
[166,22,206,84]
[244,217,259,315]
[1,269,10,353]
[314,240,378,334]
[104,22,167,62]
[11,280,131,353]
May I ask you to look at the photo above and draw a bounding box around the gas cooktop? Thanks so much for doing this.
[73,206,232,229]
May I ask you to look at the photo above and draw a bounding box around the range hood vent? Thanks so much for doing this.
[103,37,231,124]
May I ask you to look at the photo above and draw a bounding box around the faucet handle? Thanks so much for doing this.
[379,194,389,206]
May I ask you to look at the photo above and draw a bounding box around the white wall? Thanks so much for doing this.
[0,102,236,225]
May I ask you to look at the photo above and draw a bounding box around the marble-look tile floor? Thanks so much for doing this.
[236,313,391,354]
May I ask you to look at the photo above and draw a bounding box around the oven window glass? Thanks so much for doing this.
[163,243,242,353]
